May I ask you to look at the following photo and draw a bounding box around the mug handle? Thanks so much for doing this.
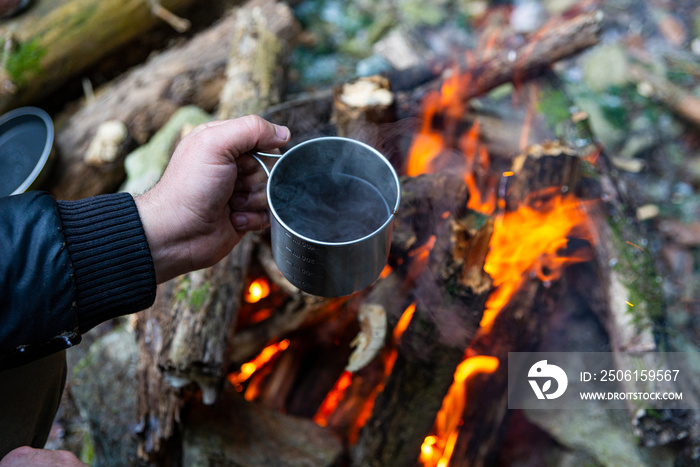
[249,151,282,177]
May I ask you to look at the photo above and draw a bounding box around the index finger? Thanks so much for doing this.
[193,115,290,160]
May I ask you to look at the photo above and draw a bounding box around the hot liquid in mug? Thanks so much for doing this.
[252,137,400,297]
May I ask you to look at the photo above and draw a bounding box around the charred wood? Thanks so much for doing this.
[391,173,471,256]
[323,272,414,444]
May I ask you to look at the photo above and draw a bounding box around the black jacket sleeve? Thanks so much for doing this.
[0,191,156,370]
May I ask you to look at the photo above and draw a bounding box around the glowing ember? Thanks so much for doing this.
[227,339,290,388]
[244,277,270,303]
[380,264,393,279]
[314,370,353,427]
[313,302,417,434]
[407,236,437,281]
[420,355,499,467]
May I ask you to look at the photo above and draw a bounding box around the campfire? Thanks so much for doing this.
[26,0,699,465]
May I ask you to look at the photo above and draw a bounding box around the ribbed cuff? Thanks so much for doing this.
[56,193,156,332]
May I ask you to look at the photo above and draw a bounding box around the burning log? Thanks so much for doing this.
[229,286,338,365]
[442,140,592,467]
[317,271,413,444]
[391,172,472,255]
[352,173,494,466]
[229,242,337,364]
[0,0,199,114]
[450,282,562,467]
[503,140,582,211]
[408,10,602,106]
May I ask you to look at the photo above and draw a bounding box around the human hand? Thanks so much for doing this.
[135,115,290,283]
[0,446,88,466]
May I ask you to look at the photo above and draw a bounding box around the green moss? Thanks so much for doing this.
[174,277,191,303]
[607,215,664,329]
[537,85,573,132]
[80,430,94,465]
[4,38,47,85]
[189,282,211,309]
[173,277,211,309]
[71,353,93,378]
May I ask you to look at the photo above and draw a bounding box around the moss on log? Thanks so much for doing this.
[0,0,200,113]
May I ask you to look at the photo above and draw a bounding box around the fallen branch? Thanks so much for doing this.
[50,10,238,200]
[409,10,602,104]
[0,0,199,113]
[629,64,700,129]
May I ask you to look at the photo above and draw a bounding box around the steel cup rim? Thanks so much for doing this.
[266,136,401,247]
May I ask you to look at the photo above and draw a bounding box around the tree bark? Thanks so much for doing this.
[134,0,299,460]
[0,0,202,114]
[49,9,239,200]
[216,0,299,119]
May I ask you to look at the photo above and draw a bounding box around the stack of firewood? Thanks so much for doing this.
[7,1,698,465]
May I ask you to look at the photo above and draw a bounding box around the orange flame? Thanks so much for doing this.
[406,93,445,177]
[244,277,270,303]
[407,236,437,281]
[420,355,499,466]
[458,120,496,214]
[480,192,594,330]
[394,302,416,341]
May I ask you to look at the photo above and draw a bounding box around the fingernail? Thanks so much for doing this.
[234,215,248,228]
[274,124,290,141]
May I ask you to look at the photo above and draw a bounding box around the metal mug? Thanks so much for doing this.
[251,137,401,297]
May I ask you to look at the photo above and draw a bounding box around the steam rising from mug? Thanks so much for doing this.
[271,171,390,243]
[252,137,400,297]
